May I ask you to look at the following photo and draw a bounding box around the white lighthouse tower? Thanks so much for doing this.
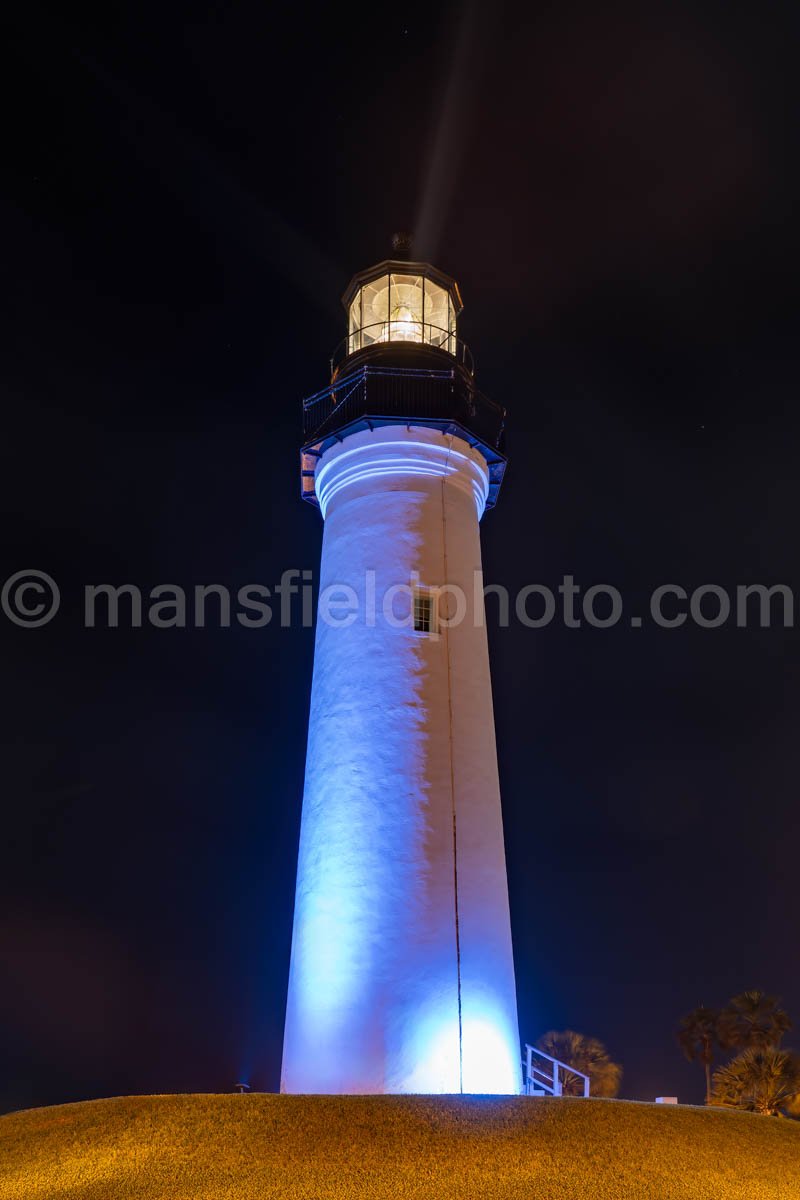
[282,236,520,1095]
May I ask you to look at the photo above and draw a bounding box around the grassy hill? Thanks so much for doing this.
[0,1093,798,1200]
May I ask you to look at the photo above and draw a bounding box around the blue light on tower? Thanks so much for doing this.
[281,236,521,1095]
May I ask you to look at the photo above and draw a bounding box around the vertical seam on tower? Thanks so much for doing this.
[440,434,463,1093]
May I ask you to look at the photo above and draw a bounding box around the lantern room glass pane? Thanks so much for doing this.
[359,273,390,347]
[348,293,362,354]
[424,277,453,351]
[389,273,424,342]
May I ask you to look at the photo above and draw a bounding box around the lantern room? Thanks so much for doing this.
[340,234,464,366]
[345,269,460,355]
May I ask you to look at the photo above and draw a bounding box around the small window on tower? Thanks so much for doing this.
[413,587,437,635]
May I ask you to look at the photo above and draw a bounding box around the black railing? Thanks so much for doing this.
[330,323,475,377]
[302,366,506,451]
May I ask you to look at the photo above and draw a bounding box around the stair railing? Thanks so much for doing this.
[523,1044,590,1098]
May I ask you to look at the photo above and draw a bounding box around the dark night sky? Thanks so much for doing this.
[2,0,799,1112]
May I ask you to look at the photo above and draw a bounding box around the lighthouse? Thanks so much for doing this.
[282,236,521,1095]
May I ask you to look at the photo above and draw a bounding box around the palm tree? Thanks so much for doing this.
[719,990,792,1051]
[677,1005,721,1103]
[711,1046,800,1116]
[536,1030,622,1098]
